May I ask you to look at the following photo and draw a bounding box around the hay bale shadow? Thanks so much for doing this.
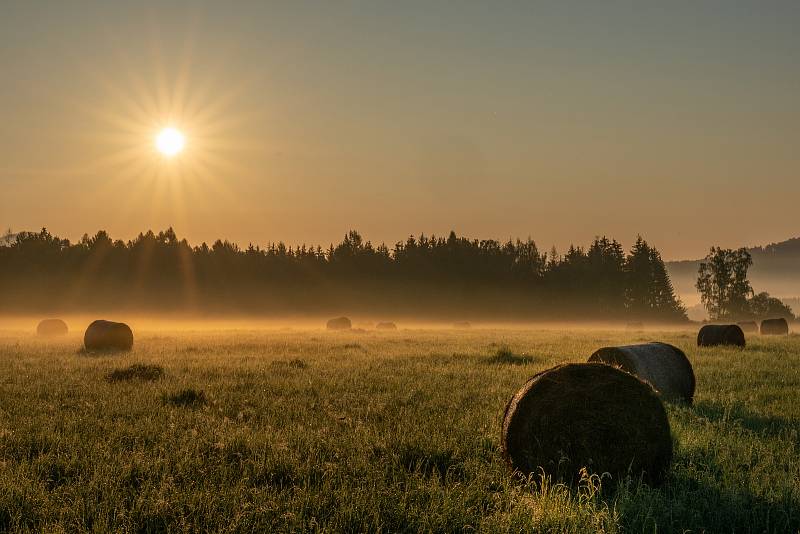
[487,347,534,365]
[617,456,800,532]
[693,400,799,439]
[163,388,207,409]
[383,443,467,482]
[106,364,164,382]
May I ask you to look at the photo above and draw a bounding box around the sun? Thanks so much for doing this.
[155,127,186,157]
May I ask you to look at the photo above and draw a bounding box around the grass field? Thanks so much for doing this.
[0,324,799,532]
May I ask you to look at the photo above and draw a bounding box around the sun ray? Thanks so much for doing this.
[52,18,268,266]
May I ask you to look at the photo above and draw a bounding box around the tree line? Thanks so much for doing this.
[0,228,687,321]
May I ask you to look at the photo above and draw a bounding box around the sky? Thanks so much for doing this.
[1,1,798,260]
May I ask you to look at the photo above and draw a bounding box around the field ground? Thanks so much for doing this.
[0,324,799,532]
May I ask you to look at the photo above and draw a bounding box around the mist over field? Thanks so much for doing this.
[0,315,695,337]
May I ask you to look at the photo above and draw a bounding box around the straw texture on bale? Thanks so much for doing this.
[375,322,397,330]
[697,324,746,347]
[737,321,758,334]
[760,318,789,336]
[501,363,672,486]
[84,320,133,351]
[588,342,695,403]
[326,317,352,330]
[36,318,68,337]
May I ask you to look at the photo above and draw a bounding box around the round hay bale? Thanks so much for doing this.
[36,318,68,337]
[737,321,758,334]
[697,324,746,347]
[84,320,133,351]
[760,318,789,336]
[375,322,397,330]
[326,316,352,330]
[588,342,695,403]
[453,321,471,329]
[501,363,672,486]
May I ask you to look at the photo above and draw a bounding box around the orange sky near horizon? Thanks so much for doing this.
[1,2,798,260]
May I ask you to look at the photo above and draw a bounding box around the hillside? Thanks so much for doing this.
[666,237,800,314]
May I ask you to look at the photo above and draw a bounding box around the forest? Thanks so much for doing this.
[0,228,687,321]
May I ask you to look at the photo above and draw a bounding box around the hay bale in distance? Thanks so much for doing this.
[453,321,471,329]
[36,318,68,337]
[375,322,397,330]
[761,318,789,336]
[501,363,672,486]
[697,324,746,347]
[326,316,352,330]
[737,321,758,334]
[84,320,133,351]
[588,342,695,403]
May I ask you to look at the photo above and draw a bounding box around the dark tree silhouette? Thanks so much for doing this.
[0,227,688,321]
[696,247,753,320]
[625,237,686,321]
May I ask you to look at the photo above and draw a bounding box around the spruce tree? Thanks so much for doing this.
[625,236,687,321]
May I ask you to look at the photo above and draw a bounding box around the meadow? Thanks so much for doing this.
[0,323,799,532]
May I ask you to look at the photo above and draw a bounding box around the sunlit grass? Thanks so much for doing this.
[0,328,797,531]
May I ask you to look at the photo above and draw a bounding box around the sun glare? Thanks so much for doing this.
[155,127,186,157]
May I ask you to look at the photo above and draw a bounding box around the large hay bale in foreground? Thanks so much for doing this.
[36,318,68,337]
[375,322,397,330]
[326,316,352,330]
[761,318,789,336]
[588,342,695,403]
[737,321,758,334]
[697,324,746,347]
[84,320,133,351]
[502,363,672,485]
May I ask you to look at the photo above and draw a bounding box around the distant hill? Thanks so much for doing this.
[667,237,800,318]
